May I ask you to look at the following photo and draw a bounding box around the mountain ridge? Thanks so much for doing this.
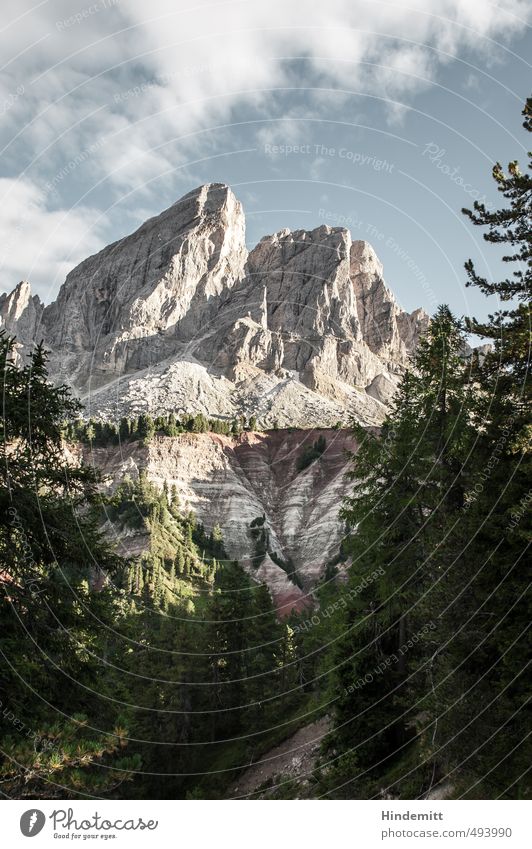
[1,183,429,427]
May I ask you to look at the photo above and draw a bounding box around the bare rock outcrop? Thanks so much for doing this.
[0,281,44,360]
[2,183,429,425]
[87,428,357,611]
[42,183,248,390]
[0,186,434,600]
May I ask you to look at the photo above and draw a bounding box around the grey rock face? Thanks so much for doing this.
[0,188,432,599]
[2,183,429,425]
[193,222,427,422]
[41,183,248,390]
[0,280,44,360]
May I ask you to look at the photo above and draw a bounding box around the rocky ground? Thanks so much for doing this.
[227,716,331,799]
[86,427,358,611]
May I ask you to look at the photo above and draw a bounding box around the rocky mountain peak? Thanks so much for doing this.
[1,184,429,425]
[0,280,43,357]
[0,279,40,320]
[39,182,248,388]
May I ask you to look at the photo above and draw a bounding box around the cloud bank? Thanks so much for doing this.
[0,0,529,296]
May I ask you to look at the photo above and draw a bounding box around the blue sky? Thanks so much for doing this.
[1,0,530,324]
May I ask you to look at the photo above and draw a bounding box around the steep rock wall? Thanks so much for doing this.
[87,428,357,613]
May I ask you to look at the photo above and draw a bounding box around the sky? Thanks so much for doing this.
[0,0,530,323]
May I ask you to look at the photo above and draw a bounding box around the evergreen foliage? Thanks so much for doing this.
[296,434,327,471]
[64,412,264,445]
[2,96,529,802]
[0,332,139,798]
[0,334,302,799]
[322,99,531,800]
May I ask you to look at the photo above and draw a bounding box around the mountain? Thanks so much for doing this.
[1,184,430,598]
[1,183,428,427]
[0,280,44,358]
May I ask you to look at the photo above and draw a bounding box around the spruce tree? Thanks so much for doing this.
[324,308,480,798]
[0,333,138,798]
[425,96,532,798]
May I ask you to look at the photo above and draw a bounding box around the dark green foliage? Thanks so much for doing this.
[69,446,303,799]
[0,332,303,800]
[64,411,253,445]
[322,99,531,801]
[269,551,302,589]
[191,413,208,433]
[0,333,139,798]
[437,95,532,799]
[249,515,268,565]
[137,413,155,443]
[320,307,480,798]
[118,550,301,799]
[119,416,130,440]
[462,97,531,307]
[296,434,327,471]
[3,99,529,803]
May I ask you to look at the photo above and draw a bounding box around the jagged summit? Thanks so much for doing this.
[1,184,428,426]
[0,280,44,355]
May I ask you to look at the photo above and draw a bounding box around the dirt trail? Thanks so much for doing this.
[228,716,330,799]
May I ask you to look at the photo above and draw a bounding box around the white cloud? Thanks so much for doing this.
[0,178,108,299]
[0,0,529,297]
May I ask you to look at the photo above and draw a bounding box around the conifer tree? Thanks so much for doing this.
[325,308,480,797]
[0,333,138,798]
[426,96,532,798]
[119,417,130,441]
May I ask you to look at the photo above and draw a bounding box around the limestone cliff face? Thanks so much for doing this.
[41,183,248,390]
[0,186,431,602]
[87,428,357,613]
[191,223,427,418]
[0,281,44,360]
[2,182,428,425]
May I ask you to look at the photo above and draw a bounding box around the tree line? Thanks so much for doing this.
[63,412,260,446]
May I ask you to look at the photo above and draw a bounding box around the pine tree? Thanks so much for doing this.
[324,308,480,798]
[425,96,532,798]
[175,545,185,575]
[138,413,155,444]
[119,417,130,441]
[0,333,138,798]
